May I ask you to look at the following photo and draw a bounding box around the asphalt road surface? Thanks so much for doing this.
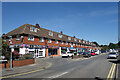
[3,53,118,80]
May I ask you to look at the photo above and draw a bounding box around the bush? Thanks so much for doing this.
[22,54,33,59]
[74,52,77,55]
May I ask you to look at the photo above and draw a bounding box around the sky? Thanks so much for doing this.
[2,2,118,45]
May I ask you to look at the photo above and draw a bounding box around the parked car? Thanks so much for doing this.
[91,52,96,56]
[83,52,91,57]
[62,51,74,58]
[108,52,118,59]
[95,50,100,55]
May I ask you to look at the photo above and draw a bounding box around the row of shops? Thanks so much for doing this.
[10,44,95,58]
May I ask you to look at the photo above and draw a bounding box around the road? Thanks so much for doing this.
[2,53,118,80]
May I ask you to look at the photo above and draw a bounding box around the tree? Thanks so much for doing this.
[92,42,99,47]
[108,43,119,49]
[1,39,11,60]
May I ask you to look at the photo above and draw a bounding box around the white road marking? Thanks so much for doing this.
[48,72,68,78]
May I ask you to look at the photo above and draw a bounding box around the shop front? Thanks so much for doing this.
[28,45,45,58]
[48,46,59,56]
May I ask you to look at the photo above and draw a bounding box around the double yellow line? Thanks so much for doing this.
[107,63,116,80]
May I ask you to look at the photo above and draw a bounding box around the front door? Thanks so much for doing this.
[35,49,39,58]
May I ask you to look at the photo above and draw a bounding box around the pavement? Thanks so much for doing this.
[1,58,52,78]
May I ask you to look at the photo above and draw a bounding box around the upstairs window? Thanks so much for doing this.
[48,39,52,43]
[55,40,58,44]
[74,38,77,41]
[76,43,77,46]
[30,26,37,32]
[83,41,85,43]
[69,42,71,45]
[68,37,71,40]
[16,35,20,40]
[61,41,64,44]
[49,32,53,36]
[73,43,75,46]
[59,34,62,38]
[28,35,34,41]
[79,40,81,42]
[39,37,44,42]
[9,36,12,41]
[65,42,68,45]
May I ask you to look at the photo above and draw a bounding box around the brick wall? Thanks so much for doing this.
[0,58,35,68]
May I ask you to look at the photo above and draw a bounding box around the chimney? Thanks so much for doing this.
[73,36,75,38]
[61,31,63,34]
[36,24,40,28]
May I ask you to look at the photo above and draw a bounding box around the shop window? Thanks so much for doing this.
[30,26,37,32]
[49,32,53,36]
[48,39,52,43]
[39,51,43,56]
[39,37,44,42]
[55,40,58,44]
[16,35,20,40]
[48,48,57,55]
[28,35,34,41]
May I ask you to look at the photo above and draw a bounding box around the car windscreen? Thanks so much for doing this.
[62,52,66,54]
[109,52,116,54]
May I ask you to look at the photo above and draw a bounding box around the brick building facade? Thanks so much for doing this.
[2,23,98,58]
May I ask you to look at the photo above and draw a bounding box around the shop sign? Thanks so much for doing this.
[19,44,24,47]
[62,47,67,49]
[42,45,45,48]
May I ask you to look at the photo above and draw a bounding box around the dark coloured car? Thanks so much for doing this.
[83,52,91,57]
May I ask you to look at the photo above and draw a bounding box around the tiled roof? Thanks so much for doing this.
[2,23,95,46]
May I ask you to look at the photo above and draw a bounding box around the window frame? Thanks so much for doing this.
[16,35,20,40]
[49,32,53,36]
[48,39,52,43]
[55,40,58,44]
[30,26,37,32]
[28,35,34,41]
[68,37,71,40]
[61,41,64,44]
[59,34,62,38]
[39,37,44,42]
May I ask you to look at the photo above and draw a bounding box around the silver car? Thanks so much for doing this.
[108,52,118,59]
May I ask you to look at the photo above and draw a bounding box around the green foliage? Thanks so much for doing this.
[74,52,77,55]
[1,39,11,59]
[22,54,33,59]
[92,42,99,47]
[108,43,119,49]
